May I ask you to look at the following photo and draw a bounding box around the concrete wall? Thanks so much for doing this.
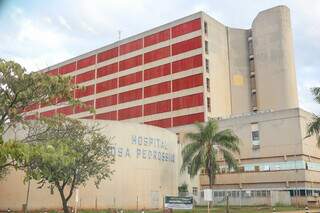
[227,28,252,115]
[0,120,178,211]
[252,5,299,111]
[202,13,232,119]
[170,108,320,194]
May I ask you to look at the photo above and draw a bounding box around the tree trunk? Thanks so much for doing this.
[208,173,213,207]
[57,184,70,213]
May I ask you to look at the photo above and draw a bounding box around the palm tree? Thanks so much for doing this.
[306,87,320,145]
[180,119,240,189]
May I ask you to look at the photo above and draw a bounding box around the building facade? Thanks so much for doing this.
[174,108,320,206]
[24,6,298,129]
[2,5,318,209]
[0,120,178,210]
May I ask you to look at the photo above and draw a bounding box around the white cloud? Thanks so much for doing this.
[58,16,72,31]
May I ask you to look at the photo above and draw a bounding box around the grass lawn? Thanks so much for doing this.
[76,205,309,213]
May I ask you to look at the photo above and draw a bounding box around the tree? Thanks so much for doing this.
[0,58,75,176]
[180,120,240,189]
[306,87,320,145]
[24,115,114,213]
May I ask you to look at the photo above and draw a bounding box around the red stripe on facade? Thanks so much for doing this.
[171,18,201,38]
[24,103,39,112]
[77,55,96,70]
[59,62,76,75]
[75,85,94,98]
[80,115,94,119]
[97,47,119,63]
[95,94,118,109]
[144,81,171,98]
[96,78,118,93]
[145,118,172,128]
[76,70,95,84]
[171,36,202,56]
[97,63,118,78]
[144,46,171,64]
[172,73,203,92]
[120,39,143,55]
[118,88,142,103]
[144,29,170,47]
[40,110,55,117]
[75,100,94,114]
[119,55,142,71]
[172,112,204,127]
[172,93,203,111]
[57,105,73,115]
[144,63,171,81]
[46,69,58,76]
[96,111,117,120]
[143,99,171,116]
[118,105,142,120]
[119,71,142,87]
[172,54,202,73]
[25,114,37,120]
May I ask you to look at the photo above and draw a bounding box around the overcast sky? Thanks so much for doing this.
[0,0,319,114]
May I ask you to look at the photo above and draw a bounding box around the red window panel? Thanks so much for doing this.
[172,73,203,92]
[144,46,170,64]
[25,114,37,120]
[70,76,76,84]
[75,85,94,98]
[144,63,171,81]
[24,103,39,112]
[97,47,118,63]
[97,63,118,77]
[119,55,142,71]
[95,94,117,109]
[76,70,95,84]
[144,99,171,116]
[40,98,57,108]
[75,100,94,114]
[144,29,170,47]
[145,118,172,128]
[96,111,117,120]
[172,36,202,56]
[120,39,143,55]
[57,106,73,115]
[59,62,76,75]
[40,110,56,117]
[80,115,94,119]
[46,68,58,76]
[77,55,96,69]
[118,88,142,103]
[172,54,202,73]
[119,71,142,87]
[173,112,204,127]
[173,93,203,111]
[118,105,142,120]
[171,18,201,38]
[96,78,117,93]
[144,81,171,98]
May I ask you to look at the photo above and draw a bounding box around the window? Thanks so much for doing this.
[205,59,209,72]
[207,97,211,112]
[206,78,210,92]
[192,187,198,196]
[252,131,259,141]
[251,123,260,149]
[176,133,180,144]
[205,41,209,54]
[204,21,208,34]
